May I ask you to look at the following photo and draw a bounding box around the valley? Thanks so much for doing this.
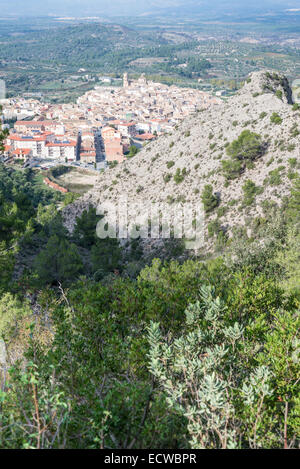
[0,16,300,102]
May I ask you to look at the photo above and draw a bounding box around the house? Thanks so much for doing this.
[14,121,45,133]
[80,151,96,164]
[3,144,12,158]
[78,130,97,163]
[104,137,125,164]
[12,148,32,161]
[136,122,151,133]
[135,133,156,143]
[102,126,119,140]
[14,120,65,135]
[117,122,136,138]
[149,119,162,133]
[80,131,95,147]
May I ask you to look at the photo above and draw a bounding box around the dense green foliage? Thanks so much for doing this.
[0,250,299,449]
[0,119,299,448]
[33,235,83,286]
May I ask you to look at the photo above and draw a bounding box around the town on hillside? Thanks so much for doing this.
[0,74,221,171]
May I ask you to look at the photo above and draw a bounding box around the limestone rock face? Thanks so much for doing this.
[241,70,293,104]
[62,71,299,252]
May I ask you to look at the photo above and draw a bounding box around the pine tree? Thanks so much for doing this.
[287,177,300,223]
[73,206,99,247]
[34,235,83,285]
[201,184,219,213]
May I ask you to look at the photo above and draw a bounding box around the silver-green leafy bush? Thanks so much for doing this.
[147,285,273,449]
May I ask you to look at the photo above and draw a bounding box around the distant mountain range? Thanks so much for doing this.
[2,0,300,18]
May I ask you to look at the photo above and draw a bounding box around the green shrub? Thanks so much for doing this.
[173,168,187,184]
[270,113,282,125]
[287,144,296,152]
[288,170,298,181]
[267,168,282,186]
[242,180,263,206]
[217,206,228,217]
[226,130,264,162]
[201,185,219,213]
[222,159,242,180]
[207,220,222,237]
[287,176,300,221]
[288,158,297,169]
[163,173,172,183]
[34,235,83,285]
[127,145,139,157]
[290,124,299,138]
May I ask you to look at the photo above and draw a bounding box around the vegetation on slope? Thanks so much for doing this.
[0,97,299,449]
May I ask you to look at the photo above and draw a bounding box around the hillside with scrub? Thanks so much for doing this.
[0,71,299,449]
[63,71,300,253]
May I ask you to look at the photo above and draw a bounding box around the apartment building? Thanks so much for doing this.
[6,133,76,161]
[80,151,97,164]
[14,120,65,135]
[104,137,125,164]
[45,140,77,161]
[7,134,49,158]
[102,126,119,139]
[117,122,136,138]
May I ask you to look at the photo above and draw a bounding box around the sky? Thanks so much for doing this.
[0,0,298,17]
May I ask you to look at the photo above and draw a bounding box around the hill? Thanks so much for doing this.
[0,0,298,18]
[1,71,300,450]
[63,70,300,254]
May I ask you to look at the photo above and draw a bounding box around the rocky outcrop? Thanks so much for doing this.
[241,70,293,104]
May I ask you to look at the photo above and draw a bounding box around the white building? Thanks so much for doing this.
[7,133,76,161]
[45,140,77,161]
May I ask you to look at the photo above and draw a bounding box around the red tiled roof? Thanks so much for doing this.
[118,122,136,127]
[9,135,47,142]
[102,126,116,132]
[80,152,96,157]
[46,141,76,147]
[108,120,121,125]
[136,133,156,140]
[15,120,56,126]
[13,148,31,155]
